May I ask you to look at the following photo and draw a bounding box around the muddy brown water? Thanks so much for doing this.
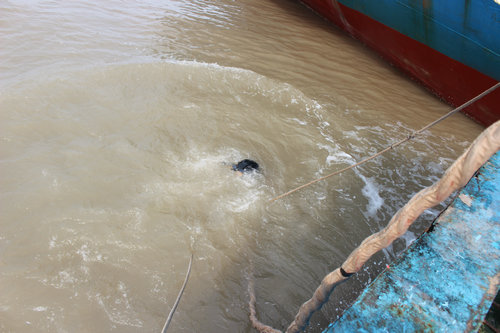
[0,1,483,332]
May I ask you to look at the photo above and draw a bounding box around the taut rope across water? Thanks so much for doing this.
[250,83,500,333]
[269,82,500,203]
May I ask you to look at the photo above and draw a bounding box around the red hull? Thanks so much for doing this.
[301,0,499,126]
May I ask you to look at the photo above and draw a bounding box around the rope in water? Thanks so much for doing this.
[247,83,500,333]
[248,262,283,333]
[283,120,500,333]
[269,82,500,203]
[251,124,500,333]
[161,253,193,333]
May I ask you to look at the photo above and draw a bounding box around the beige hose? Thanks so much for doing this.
[251,121,500,333]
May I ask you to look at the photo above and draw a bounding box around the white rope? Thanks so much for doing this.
[269,82,500,203]
[161,253,193,333]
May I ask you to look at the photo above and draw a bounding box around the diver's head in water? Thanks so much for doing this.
[232,159,259,175]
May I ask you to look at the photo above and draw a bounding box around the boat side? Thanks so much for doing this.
[324,150,500,331]
[300,0,500,126]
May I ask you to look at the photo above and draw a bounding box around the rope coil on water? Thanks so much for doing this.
[249,83,500,333]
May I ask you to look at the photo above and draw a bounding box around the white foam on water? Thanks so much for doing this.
[357,172,384,217]
[317,139,356,167]
[0,53,481,333]
[33,306,48,312]
[400,230,416,248]
[94,290,144,328]
[290,117,307,126]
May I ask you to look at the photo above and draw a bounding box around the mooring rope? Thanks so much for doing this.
[248,262,283,333]
[249,81,500,333]
[161,253,193,333]
[253,119,500,333]
[269,82,500,203]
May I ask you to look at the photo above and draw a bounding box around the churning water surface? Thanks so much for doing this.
[0,1,484,332]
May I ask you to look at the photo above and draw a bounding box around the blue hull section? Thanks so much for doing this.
[324,151,500,332]
[338,0,500,81]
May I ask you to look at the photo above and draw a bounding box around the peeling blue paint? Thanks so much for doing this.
[324,151,500,332]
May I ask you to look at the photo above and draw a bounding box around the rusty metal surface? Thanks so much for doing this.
[324,150,500,332]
